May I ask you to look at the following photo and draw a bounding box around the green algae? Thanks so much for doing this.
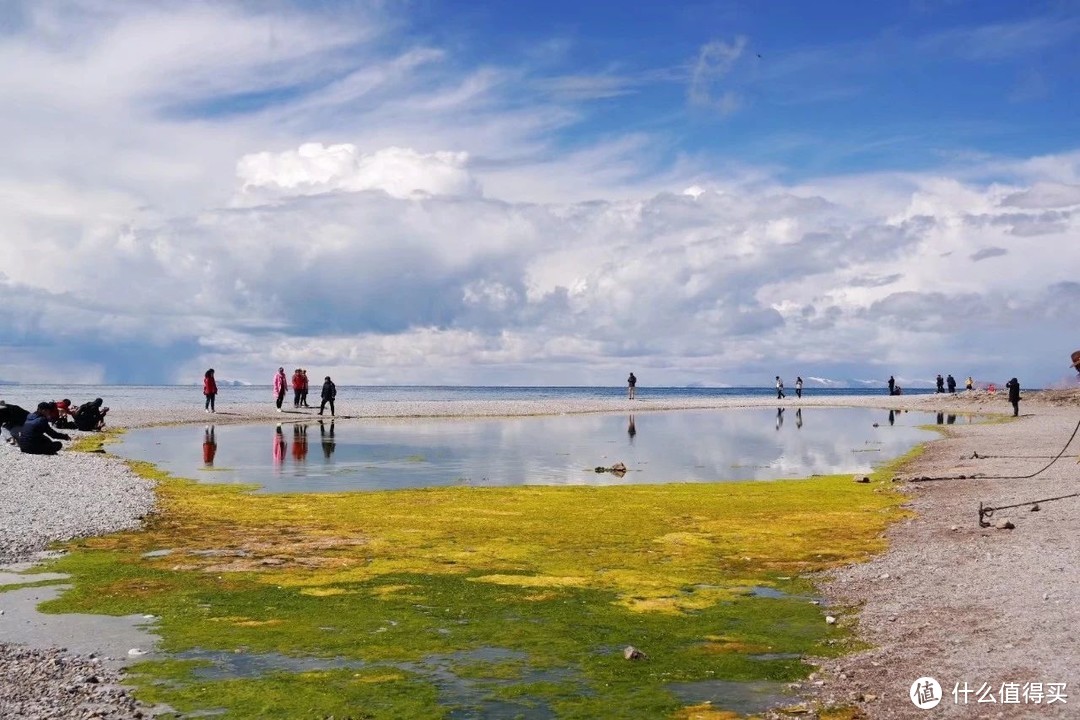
[37,441,919,718]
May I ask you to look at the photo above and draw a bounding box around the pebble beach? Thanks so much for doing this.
[1,389,1078,718]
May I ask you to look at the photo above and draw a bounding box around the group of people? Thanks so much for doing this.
[273,368,337,416]
[0,398,110,455]
[204,368,339,416]
[775,376,804,399]
[933,374,976,393]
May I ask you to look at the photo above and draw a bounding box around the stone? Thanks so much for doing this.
[623,645,646,660]
[825,615,837,624]
[855,476,871,483]
[995,519,1015,530]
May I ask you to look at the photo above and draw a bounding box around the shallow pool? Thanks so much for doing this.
[111,407,946,493]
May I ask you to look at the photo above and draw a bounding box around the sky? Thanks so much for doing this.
[1,0,1078,388]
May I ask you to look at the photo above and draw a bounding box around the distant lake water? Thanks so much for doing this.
[112,407,948,493]
[1,383,937,407]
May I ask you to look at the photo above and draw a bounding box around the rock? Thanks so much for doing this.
[623,645,646,660]
[855,476,870,483]
[860,693,878,702]
[1031,504,1040,512]
[127,648,148,657]
[878,573,890,580]
[995,519,1015,530]
[825,615,837,624]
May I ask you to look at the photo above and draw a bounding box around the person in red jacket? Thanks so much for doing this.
[291,369,303,408]
[203,369,218,413]
[299,369,310,407]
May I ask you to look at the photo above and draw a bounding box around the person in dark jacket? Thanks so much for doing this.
[19,403,70,455]
[318,376,337,417]
[74,398,109,431]
[1,401,31,445]
[1006,378,1021,417]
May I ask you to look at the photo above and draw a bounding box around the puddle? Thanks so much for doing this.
[0,584,159,668]
[179,649,363,679]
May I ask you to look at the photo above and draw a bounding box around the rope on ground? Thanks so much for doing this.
[909,415,1080,483]
[974,415,1080,527]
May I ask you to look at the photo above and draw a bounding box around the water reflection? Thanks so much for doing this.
[292,424,309,463]
[202,426,216,467]
[114,408,944,494]
[775,408,784,431]
[888,409,895,426]
[273,424,286,467]
[319,420,335,459]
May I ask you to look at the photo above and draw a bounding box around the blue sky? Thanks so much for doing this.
[0,0,1078,387]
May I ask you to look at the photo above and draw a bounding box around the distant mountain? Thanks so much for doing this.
[0,379,18,385]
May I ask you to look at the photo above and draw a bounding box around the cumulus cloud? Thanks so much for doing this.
[1,2,1078,387]
[235,143,482,201]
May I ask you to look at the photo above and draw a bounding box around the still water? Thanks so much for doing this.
[114,408,946,493]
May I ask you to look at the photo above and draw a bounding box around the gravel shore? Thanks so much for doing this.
[2,389,1077,718]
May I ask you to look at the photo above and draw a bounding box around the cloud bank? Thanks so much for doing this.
[1,2,1078,388]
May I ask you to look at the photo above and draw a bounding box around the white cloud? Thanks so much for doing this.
[235,143,482,201]
[0,2,1077,387]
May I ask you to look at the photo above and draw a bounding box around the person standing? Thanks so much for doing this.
[627,372,637,400]
[795,376,803,399]
[319,376,337,417]
[936,374,945,393]
[965,376,974,391]
[291,369,303,408]
[887,376,896,395]
[203,369,218,413]
[273,367,288,411]
[775,376,785,399]
[946,374,956,393]
[1006,377,1021,417]
[299,369,310,407]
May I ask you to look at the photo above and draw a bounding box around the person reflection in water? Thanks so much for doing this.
[627,415,636,441]
[936,412,944,425]
[320,419,335,459]
[292,423,309,462]
[202,425,216,466]
[775,407,785,430]
[795,407,803,429]
[273,424,286,466]
[888,409,895,426]
[947,414,956,425]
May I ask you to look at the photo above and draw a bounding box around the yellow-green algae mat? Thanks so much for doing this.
[30,448,914,719]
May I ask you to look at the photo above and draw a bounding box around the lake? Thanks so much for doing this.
[113,407,947,493]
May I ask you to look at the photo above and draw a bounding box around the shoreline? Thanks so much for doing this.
[2,390,1077,718]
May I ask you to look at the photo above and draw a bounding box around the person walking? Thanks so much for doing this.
[273,367,288,411]
[795,376,803,399]
[627,372,637,400]
[1006,377,1021,417]
[203,369,218,413]
[946,374,956,393]
[319,376,337,417]
[775,376,785,399]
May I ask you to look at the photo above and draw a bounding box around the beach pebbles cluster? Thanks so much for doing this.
[1,443,157,718]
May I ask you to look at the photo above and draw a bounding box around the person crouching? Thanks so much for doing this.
[19,402,71,455]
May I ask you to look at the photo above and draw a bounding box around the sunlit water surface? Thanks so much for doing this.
[113,408,952,493]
